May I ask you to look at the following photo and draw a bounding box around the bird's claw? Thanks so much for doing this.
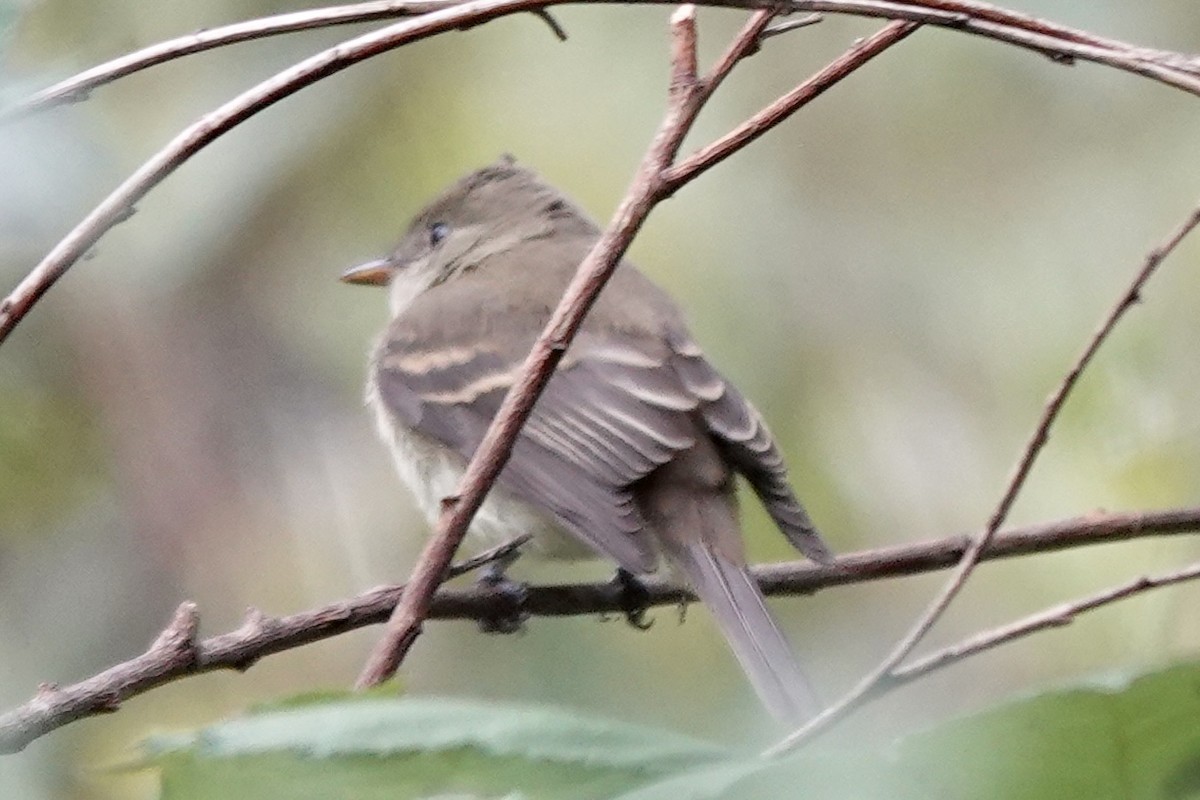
[612,568,654,631]
[476,564,530,634]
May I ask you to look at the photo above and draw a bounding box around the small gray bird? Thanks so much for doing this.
[343,157,833,723]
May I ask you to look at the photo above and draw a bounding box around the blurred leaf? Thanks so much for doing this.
[140,696,728,799]
[629,661,1200,799]
[610,759,768,800]
[136,664,1200,798]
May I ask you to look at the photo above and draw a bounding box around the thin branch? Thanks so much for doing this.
[4,0,1198,124]
[762,13,824,40]
[443,533,532,577]
[1,0,1198,750]
[769,198,1200,754]
[700,8,777,96]
[1,505,1196,754]
[354,9,911,688]
[0,0,587,347]
[355,0,699,687]
[531,7,570,40]
[0,1,453,121]
[761,557,1200,758]
[663,19,919,188]
[4,0,1200,345]
[893,559,1200,684]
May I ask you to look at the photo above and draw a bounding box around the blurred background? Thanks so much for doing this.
[2,1,1199,796]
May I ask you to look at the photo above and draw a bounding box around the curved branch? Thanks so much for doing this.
[0,505,1196,754]
[0,0,526,348]
[892,559,1200,684]
[763,554,1200,759]
[0,1,456,121]
[3,0,1200,344]
[770,198,1200,753]
[2,0,1199,756]
[4,0,1198,124]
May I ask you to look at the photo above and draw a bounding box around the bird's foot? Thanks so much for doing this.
[476,562,530,634]
[611,568,654,631]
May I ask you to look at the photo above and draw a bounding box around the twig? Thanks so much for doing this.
[2,0,1198,748]
[4,0,1200,346]
[354,8,912,688]
[1,505,1196,754]
[0,1,453,121]
[0,0,584,348]
[762,557,1200,759]
[4,0,1198,125]
[768,199,1200,754]
[444,534,532,577]
[699,8,776,96]
[893,559,1200,684]
[762,13,823,39]
[663,19,918,189]
[531,8,570,40]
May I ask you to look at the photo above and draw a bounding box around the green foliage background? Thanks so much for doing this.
[1,1,1199,797]
[139,664,1200,799]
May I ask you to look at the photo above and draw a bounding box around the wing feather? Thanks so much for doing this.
[373,324,833,571]
[374,335,704,572]
[665,329,834,564]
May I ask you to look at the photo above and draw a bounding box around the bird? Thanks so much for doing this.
[342,156,834,724]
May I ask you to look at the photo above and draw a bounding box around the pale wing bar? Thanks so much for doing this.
[667,330,834,564]
[376,342,704,573]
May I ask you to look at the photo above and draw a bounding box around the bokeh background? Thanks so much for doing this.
[2,1,1199,796]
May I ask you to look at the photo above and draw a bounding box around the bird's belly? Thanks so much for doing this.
[369,392,594,561]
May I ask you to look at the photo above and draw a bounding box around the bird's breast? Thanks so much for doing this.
[365,376,593,561]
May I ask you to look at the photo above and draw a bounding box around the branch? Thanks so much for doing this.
[664,17,918,188]
[1,505,1197,754]
[4,0,1198,124]
[770,197,1200,753]
[0,0,561,348]
[0,1,454,121]
[353,9,913,688]
[893,559,1200,684]
[4,1,1200,345]
[762,556,1200,759]
[3,0,1199,751]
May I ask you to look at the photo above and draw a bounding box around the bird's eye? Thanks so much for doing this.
[428,222,449,247]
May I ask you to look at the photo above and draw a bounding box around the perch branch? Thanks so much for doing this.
[1,505,1197,753]
[2,0,1199,755]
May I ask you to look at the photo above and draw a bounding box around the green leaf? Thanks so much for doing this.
[610,759,768,800]
[141,695,729,800]
[638,661,1200,800]
[887,661,1200,800]
[138,663,1200,799]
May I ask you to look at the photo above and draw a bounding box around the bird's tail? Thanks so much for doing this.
[666,536,820,725]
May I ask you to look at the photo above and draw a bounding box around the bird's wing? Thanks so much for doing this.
[665,328,834,564]
[372,332,704,574]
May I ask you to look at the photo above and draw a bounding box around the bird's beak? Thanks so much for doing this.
[340,258,396,287]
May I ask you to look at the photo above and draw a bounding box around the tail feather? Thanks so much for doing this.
[637,438,821,724]
[667,537,820,725]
